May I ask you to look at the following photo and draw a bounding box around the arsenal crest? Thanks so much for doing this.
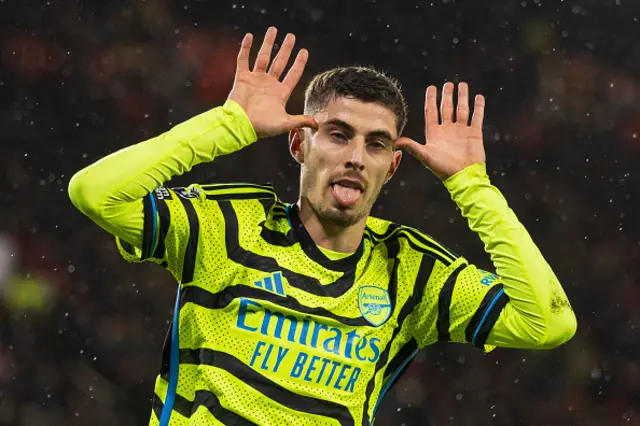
[358,286,392,327]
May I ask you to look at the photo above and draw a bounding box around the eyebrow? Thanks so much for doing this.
[325,118,394,144]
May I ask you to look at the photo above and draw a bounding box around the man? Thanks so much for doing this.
[68,27,577,426]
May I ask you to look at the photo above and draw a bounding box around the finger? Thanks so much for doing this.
[471,94,486,130]
[440,82,454,124]
[282,48,309,95]
[395,137,423,158]
[424,86,438,133]
[253,26,278,73]
[236,33,253,73]
[268,33,295,79]
[456,82,470,125]
[288,114,318,130]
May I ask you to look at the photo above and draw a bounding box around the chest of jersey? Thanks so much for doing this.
[178,241,405,404]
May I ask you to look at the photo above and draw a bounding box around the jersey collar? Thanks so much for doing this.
[286,203,365,272]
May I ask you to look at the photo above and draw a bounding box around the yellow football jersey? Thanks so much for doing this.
[116,182,508,426]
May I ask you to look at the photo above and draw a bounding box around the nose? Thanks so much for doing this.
[345,137,365,171]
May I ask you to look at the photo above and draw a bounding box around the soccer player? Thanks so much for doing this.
[68,27,576,426]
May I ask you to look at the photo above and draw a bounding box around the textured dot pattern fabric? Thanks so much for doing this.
[115,183,506,426]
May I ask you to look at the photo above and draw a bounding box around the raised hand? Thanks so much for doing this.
[395,82,486,181]
[227,27,317,138]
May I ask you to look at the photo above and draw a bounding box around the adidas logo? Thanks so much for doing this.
[253,271,286,296]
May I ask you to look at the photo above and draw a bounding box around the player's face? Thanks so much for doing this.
[292,97,402,227]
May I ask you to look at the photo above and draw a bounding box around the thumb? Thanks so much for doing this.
[395,137,423,157]
[288,114,318,130]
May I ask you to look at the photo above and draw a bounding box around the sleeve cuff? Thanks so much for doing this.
[443,163,489,193]
[221,99,258,150]
[115,190,166,265]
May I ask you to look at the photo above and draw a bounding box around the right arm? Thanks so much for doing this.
[68,27,316,250]
[67,100,257,248]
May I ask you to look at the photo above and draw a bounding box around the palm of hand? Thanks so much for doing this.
[227,28,317,138]
[422,113,486,180]
[231,72,294,137]
[396,82,487,181]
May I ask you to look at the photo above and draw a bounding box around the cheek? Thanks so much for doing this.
[371,158,394,183]
[301,159,329,195]
[305,149,335,182]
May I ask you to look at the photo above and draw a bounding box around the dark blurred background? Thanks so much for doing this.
[1,0,640,425]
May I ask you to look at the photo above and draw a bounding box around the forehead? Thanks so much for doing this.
[313,97,398,138]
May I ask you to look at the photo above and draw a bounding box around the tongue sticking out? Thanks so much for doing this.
[331,184,362,206]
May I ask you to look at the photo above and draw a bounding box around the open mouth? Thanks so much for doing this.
[330,180,364,207]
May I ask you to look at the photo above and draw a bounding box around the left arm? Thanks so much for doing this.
[398,82,577,349]
[444,163,576,349]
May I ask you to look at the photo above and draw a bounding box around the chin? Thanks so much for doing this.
[318,201,368,227]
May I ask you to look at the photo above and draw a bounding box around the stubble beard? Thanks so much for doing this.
[301,168,380,228]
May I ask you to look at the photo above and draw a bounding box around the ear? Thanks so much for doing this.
[384,150,403,184]
[289,128,305,164]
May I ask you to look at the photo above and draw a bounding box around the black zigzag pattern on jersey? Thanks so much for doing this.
[141,193,155,260]
[201,183,276,206]
[362,254,435,425]
[159,286,188,380]
[257,197,277,216]
[259,221,297,247]
[175,196,200,284]
[206,192,276,201]
[256,198,299,247]
[436,263,467,342]
[383,337,418,385]
[465,284,509,348]
[371,337,420,418]
[218,200,359,298]
[180,284,371,327]
[180,348,355,426]
[201,182,275,192]
[152,193,171,262]
[363,223,400,250]
[152,392,162,422]
[365,226,456,265]
[152,388,257,425]
[383,240,401,315]
[271,202,288,220]
[287,203,365,272]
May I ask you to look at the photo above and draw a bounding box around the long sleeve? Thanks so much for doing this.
[68,99,257,248]
[443,163,577,349]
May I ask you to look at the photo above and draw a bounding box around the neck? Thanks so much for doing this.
[296,198,367,254]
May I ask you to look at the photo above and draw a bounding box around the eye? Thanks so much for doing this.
[369,141,388,150]
[330,132,347,141]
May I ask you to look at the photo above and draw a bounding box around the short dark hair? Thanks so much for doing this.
[304,66,408,135]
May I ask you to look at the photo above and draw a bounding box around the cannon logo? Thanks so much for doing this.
[358,286,392,327]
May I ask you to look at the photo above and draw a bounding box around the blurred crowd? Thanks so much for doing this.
[1,0,640,425]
